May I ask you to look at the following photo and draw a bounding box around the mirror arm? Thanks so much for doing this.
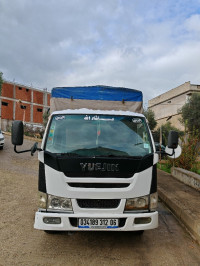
[164,149,175,157]
[14,145,42,154]
[14,145,32,154]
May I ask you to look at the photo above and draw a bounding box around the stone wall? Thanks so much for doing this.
[171,167,200,191]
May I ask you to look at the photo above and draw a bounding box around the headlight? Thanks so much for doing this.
[38,191,47,209]
[47,194,73,212]
[150,192,158,211]
[124,195,149,211]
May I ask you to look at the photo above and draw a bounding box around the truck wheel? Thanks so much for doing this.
[135,230,144,235]
[44,230,59,234]
[44,230,68,234]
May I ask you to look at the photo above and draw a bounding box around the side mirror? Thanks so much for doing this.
[12,120,24,145]
[167,131,178,149]
[11,120,42,155]
[31,142,39,156]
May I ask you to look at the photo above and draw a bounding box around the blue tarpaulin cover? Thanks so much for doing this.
[51,86,143,102]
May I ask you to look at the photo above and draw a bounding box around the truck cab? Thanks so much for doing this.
[34,109,158,232]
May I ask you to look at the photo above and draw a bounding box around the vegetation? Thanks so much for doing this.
[168,132,200,171]
[158,131,200,175]
[24,124,44,139]
[179,93,200,132]
[153,121,183,146]
[43,109,50,127]
[143,108,157,130]
[157,162,171,173]
[156,97,200,174]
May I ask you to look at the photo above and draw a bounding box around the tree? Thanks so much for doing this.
[153,122,183,146]
[180,93,200,133]
[0,72,3,96]
[43,109,50,127]
[143,108,157,131]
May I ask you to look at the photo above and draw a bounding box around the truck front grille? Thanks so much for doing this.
[77,199,120,209]
[68,183,130,188]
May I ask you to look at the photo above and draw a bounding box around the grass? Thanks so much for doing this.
[158,161,200,175]
[157,162,171,174]
[191,162,200,175]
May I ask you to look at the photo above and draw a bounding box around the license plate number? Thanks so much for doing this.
[78,218,119,229]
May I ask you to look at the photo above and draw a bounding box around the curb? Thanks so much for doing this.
[158,170,200,244]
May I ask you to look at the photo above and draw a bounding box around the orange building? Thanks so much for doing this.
[0,80,50,131]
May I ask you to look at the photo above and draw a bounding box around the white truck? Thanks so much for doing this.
[11,85,179,233]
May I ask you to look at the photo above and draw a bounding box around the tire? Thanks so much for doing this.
[0,146,3,150]
[44,230,59,234]
[44,230,67,234]
[135,230,144,235]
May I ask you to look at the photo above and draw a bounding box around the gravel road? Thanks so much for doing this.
[0,134,200,266]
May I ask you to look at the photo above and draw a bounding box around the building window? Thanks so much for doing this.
[18,87,22,90]
[21,105,26,109]
[26,88,29,92]
[2,101,8,106]
[37,108,43,112]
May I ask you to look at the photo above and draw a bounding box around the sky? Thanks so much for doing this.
[1,0,200,106]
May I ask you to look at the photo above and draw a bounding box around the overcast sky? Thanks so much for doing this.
[1,0,200,106]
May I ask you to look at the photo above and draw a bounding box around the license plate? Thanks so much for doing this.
[78,218,119,229]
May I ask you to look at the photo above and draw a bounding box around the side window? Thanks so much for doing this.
[46,117,67,152]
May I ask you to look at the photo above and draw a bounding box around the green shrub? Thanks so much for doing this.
[24,124,44,139]
[167,132,200,172]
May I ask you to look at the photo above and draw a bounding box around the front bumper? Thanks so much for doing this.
[34,211,158,231]
[0,141,4,147]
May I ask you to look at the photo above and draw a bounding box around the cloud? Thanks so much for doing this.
[185,14,200,34]
[1,0,200,104]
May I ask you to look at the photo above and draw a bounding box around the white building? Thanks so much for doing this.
[148,81,200,131]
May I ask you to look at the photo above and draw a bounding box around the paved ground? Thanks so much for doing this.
[0,135,200,265]
[158,169,200,244]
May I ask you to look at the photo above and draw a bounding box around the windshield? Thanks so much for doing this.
[45,114,153,157]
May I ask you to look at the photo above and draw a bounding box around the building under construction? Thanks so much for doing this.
[0,80,50,131]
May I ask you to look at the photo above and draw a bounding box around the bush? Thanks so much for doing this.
[167,132,200,171]
[24,124,44,139]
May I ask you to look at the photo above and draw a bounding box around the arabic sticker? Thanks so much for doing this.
[84,115,91,120]
[55,115,65,121]
[132,118,142,124]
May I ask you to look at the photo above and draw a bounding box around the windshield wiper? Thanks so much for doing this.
[56,152,83,157]
[94,154,129,158]
[134,142,143,146]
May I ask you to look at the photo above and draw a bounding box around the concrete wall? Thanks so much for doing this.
[155,114,184,131]
[171,167,200,191]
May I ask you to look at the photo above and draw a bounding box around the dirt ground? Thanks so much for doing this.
[0,134,200,266]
